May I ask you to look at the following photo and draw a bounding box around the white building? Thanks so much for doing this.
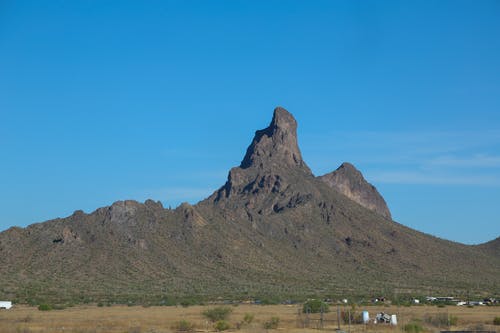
[0,301,12,309]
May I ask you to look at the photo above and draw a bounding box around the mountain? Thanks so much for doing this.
[0,107,498,304]
[477,236,500,257]
[319,162,392,219]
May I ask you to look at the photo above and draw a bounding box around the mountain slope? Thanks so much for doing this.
[0,107,498,303]
[477,236,500,257]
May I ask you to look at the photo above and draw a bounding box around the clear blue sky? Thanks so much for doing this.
[1,1,499,244]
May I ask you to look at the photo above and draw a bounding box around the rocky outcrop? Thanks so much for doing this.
[240,106,311,173]
[213,107,313,203]
[319,162,392,220]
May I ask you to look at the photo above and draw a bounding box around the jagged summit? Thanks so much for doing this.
[318,162,392,219]
[240,107,311,173]
[212,107,314,204]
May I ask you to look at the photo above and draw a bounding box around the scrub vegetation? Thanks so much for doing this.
[0,303,498,333]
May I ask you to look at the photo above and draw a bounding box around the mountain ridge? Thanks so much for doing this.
[0,106,498,303]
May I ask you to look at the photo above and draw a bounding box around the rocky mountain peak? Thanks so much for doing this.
[337,162,357,172]
[319,162,392,220]
[240,107,311,173]
[210,107,313,207]
[270,106,297,132]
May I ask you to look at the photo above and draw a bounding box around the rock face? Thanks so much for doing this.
[240,107,311,172]
[319,162,392,220]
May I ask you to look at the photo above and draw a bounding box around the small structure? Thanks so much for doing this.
[376,312,391,323]
[436,297,455,302]
[0,301,12,309]
[362,311,370,324]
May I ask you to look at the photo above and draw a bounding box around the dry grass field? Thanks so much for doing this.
[0,304,498,333]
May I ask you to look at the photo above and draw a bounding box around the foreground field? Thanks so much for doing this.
[0,304,498,333]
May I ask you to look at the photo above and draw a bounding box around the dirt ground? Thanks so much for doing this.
[0,303,498,333]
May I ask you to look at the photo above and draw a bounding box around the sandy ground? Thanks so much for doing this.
[0,303,498,333]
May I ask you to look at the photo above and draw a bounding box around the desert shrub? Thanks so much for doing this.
[97,302,104,307]
[493,316,500,325]
[235,313,255,329]
[38,303,52,311]
[180,297,200,307]
[340,305,363,324]
[303,299,329,313]
[159,297,177,306]
[214,320,230,331]
[172,320,195,332]
[263,316,280,329]
[243,313,254,324]
[203,306,233,322]
[404,322,423,333]
[259,297,280,305]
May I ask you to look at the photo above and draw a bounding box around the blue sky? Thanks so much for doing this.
[1,1,499,244]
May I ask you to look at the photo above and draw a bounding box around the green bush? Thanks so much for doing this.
[493,316,500,325]
[203,306,233,322]
[180,298,198,307]
[172,320,195,332]
[263,316,280,329]
[303,299,329,313]
[159,297,177,306]
[243,313,254,324]
[37,303,52,311]
[214,320,230,331]
[404,322,424,333]
[259,297,281,305]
